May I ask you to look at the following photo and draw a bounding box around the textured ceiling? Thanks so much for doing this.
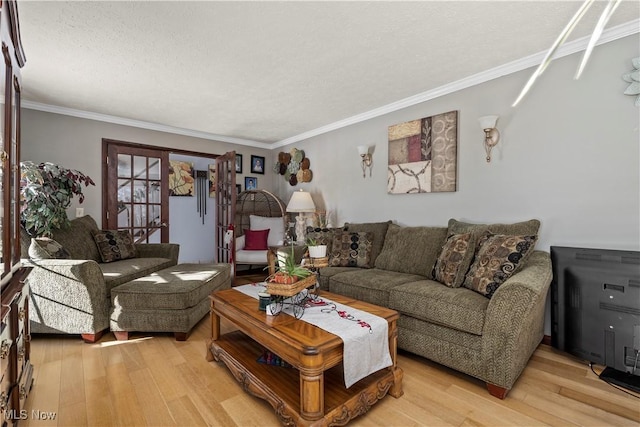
[18,1,640,145]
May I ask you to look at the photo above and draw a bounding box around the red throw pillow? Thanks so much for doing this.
[243,229,270,250]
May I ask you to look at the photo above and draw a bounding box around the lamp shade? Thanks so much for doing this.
[286,190,315,212]
[478,115,499,130]
[357,145,370,156]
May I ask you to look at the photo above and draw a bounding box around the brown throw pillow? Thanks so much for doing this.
[92,230,136,263]
[463,233,537,298]
[305,226,344,253]
[329,231,373,268]
[28,237,71,260]
[432,232,473,287]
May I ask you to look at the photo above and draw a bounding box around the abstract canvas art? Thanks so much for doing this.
[387,111,458,194]
[208,164,216,198]
[168,160,194,196]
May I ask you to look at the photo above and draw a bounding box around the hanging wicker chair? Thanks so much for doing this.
[234,190,287,268]
[235,189,286,236]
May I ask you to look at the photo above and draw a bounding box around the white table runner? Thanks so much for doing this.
[234,283,392,388]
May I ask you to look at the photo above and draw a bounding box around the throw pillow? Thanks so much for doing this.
[463,233,537,298]
[432,232,473,288]
[243,229,270,250]
[343,220,392,265]
[91,230,136,263]
[28,237,71,260]
[249,215,285,246]
[305,226,345,253]
[329,231,374,268]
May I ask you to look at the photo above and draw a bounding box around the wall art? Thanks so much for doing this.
[235,153,243,173]
[245,176,257,190]
[251,155,265,174]
[387,110,457,194]
[273,148,312,186]
[168,160,194,196]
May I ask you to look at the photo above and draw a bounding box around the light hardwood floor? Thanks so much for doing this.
[22,274,640,427]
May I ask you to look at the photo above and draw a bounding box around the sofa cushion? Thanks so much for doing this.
[374,224,448,277]
[92,229,137,263]
[250,215,284,247]
[343,220,391,265]
[389,280,489,336]
[49,215,102,262]
[463,234,537,298]
[243,229,269,250]
[100,257,176,289]
[28,237,71,260]
[329,231,373,268]
[447,218,540,237]
[328,268,425,307]
[111,263,231,310]
[432,232,474,287]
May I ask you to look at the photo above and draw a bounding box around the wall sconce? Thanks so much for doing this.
[357,145,373,178]
[478,115,500,163]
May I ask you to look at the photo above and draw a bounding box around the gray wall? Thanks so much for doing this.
[275,34,640,253]
[21,110,275,262]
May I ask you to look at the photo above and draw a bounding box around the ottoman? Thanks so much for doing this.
[110,263,231,341]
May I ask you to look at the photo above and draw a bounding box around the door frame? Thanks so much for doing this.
[102,138,219,241]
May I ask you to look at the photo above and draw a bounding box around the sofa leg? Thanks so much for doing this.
[113,331,130,341]
[81,330,104,343]
[174,332,188,341]
[486,383,509,399]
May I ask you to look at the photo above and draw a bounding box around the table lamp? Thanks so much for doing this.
[286,190,315,244]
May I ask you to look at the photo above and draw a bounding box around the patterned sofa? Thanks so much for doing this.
[21,215,179,342]
[312,219,552,399]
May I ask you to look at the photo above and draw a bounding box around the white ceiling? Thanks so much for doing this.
[18,1,640,147]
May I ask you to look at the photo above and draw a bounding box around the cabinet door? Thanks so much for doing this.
[0,42,9,280]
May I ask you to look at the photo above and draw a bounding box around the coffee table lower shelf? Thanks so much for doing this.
[209,330,400,426]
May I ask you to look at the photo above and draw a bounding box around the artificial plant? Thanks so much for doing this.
[20,161,95,237]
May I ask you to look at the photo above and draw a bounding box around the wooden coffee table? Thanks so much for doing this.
[207,288,403,426]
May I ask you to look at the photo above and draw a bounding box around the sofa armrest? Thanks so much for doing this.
[135,243,179,264]
[26,259,111,333]
[481,250,553,388]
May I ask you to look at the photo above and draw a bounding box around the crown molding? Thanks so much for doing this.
[21,100,272,149]
[273,19,640,148]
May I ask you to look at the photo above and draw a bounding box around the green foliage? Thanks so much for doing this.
[20,161,95,237]
[305,236,318,247]
[280,245,312,278]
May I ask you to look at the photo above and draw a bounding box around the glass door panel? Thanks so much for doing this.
[105,143,168,243]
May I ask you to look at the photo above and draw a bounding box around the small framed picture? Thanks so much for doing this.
[236,184,241,195]
[250,155,265,174]
[245,176,257,190]
[235,153,243,173]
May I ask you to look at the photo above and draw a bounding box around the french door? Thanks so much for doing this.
[103,140,170,243]
[215,151,236,267]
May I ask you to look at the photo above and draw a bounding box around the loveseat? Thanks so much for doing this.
[310,218,552,399]
[21,215,179,342]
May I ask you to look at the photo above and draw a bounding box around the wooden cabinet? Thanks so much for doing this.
[0,1,31,425]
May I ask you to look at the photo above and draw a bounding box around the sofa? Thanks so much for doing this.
[310,218,552,399]
[21,215,179,342]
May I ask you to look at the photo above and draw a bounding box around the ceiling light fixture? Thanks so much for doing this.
[513,0,621,107]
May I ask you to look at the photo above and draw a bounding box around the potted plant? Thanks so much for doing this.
[305,237,327,259]
[20,161,95,237]
[270,245,313,284]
